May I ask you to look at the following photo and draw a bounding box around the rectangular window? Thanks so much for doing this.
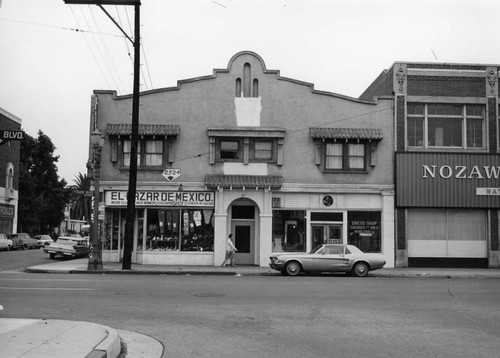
[219,140,240,160]
[348,211,381,253]
[123,140,141,167]
[145,140,163,166]
[348,144,365,169]
[326,143,343,169]
[406,103,484,149]
[325,143,365,171]
[272,210,306,252]
[253,141,273,160]
[123,139,165,168]
[143,208,214,252]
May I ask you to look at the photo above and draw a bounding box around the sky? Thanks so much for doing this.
[1,0,499,184]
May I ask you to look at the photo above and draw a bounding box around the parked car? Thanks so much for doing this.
[33,234,55,248]
[0,234,13,251]
[269,244,386,277]
[44,236,90,259]
[7,233,39,250]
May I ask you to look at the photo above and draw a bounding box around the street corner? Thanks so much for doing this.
[117,329,164,358]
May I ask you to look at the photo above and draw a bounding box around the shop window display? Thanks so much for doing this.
[272,210,306,252]
[145,208,214,252]
[348,211,381,253]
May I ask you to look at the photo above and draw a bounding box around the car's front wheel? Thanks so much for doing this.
[352,262,369,277]
[282,261,302,276]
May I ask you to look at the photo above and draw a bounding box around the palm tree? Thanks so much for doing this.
[69,172,92,222]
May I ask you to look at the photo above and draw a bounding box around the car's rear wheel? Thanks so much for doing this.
[282,261,302,276]
[49,253,56,259]
[352,262,369,277]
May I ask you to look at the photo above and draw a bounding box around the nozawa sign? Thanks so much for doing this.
[396,152,500,208]
[0,130,24,145]
[422,165,500,180]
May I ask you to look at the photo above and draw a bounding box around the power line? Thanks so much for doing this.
[0,17,124,38]
[84,5,125,93]
[69,7,113,90]
[171,95,438,164]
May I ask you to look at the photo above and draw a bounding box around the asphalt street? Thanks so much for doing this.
[1,269,500,358]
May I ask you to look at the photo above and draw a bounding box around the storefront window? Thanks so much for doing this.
[348,211,381,253]
[145,208,214,252]
[272,210,306,252]
[104,209,124,250]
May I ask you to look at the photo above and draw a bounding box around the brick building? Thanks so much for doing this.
[90,51,395,267]
[361,63,500,268]
[0,107,22,234]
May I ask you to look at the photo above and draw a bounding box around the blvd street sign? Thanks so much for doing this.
[0,130,24,145]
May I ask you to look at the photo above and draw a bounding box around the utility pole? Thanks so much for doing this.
[63,0,141,270]
[122,2,140,270]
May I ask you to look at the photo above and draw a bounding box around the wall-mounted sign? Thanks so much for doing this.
[322,195,334,207]
[0,130,24,145]
[105,190,215,207]
[161,169,182,182]
[396,153,500,208]
[477,188,500,196]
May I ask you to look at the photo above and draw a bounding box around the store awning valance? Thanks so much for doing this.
[106,124,180,136]
[310,127,383,140]
[205,174,283,189]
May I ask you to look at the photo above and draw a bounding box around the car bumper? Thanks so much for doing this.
[44,249,76,257]
[269,263,284,271]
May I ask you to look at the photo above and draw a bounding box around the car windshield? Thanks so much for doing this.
[310,245,324,254]
[57,238,78,245]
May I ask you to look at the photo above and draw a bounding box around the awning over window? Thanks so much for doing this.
[310,127,383,140]
[205,174,283,189]
[106,124,180,136]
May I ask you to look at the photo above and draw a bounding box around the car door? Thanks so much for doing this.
[313,245,350,272]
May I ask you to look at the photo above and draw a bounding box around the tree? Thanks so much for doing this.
[18,130,71,234]
[69,172,92,222]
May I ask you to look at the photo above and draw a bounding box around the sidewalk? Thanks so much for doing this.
[0,318,163,358]
[25,258,500,278]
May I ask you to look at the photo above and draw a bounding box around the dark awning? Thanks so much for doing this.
[205,174,283,189]
[310,127,383,140]
[106,124,180,136]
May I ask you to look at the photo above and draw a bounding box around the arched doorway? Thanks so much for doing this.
[230,198,257,265]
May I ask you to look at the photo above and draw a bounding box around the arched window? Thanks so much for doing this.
[235,78,242,97]
[252,79,259,97]
[243,63,251,97]
[6,163,14,192]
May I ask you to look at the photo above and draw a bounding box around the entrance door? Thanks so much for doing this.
[311,224,343,249]
[232,222,254,265]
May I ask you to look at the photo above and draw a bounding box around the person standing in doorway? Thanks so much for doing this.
[221,233,238,267]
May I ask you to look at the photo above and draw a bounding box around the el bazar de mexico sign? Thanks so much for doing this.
[105,190,215,207]
[396,152,500,208]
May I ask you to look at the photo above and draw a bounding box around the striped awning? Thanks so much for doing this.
[310,127,383,140]
[205,174,283,189]
[106,124,180,136]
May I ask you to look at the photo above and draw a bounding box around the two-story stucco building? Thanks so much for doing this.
[90,51,395,267]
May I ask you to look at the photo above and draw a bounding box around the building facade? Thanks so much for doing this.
[361,62,500,268]
[90,51,395,267]
[0,107,22,235]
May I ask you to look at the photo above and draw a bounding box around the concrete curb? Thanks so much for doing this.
[117,329,164,358]
[93,323,121,358]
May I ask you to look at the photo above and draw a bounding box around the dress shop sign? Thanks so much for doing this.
[396,153,500,207]
[105,190,215,207]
